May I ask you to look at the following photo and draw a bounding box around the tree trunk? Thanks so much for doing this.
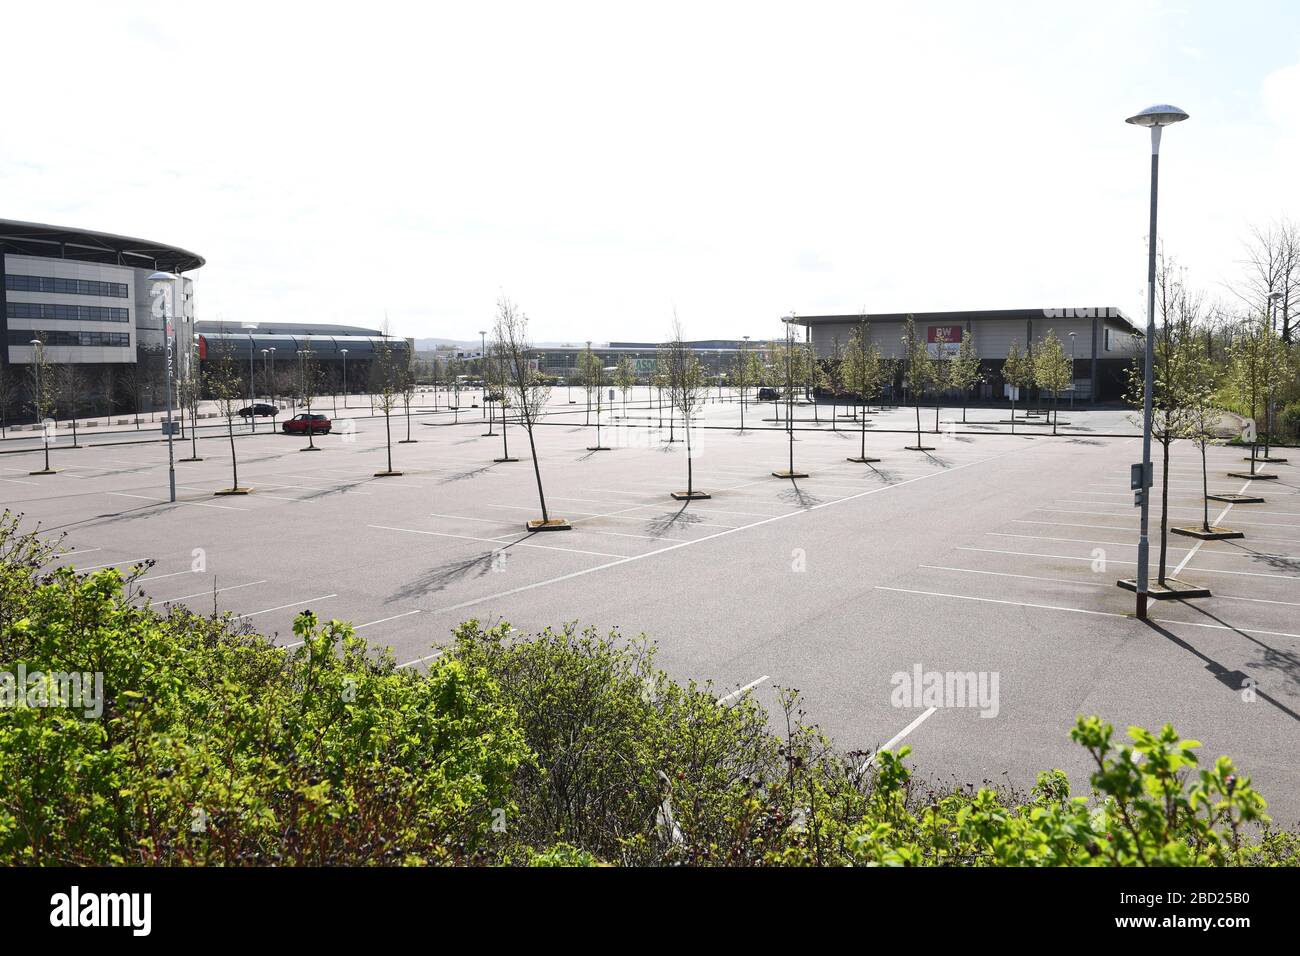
[1158,439,1171,585]
[1201,444,1210,532]
[385,412,393,473]
[914,399,922,446]
[860,402,867,459]
[525,421,549,522]
[228,418,238,488]
[685,416,694,494]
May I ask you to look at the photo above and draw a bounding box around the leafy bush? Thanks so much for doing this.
[1,510,1296,866]
[0,511,528,865]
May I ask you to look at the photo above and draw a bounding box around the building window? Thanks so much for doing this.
[6,302,130,323]
[4,274,129,298]
[9,329,130,348]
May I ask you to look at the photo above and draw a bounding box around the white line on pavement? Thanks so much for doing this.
[237,594,337,618]
[355,609,423,629]
[717,675,770,704]
[860,707,939,772]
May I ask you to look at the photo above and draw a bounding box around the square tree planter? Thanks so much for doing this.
[846,456,881,463]
[1227,471,1278,480]
[1116,577,1211,600]
[526,519,572,531]
[771,470,808,479]
[215,488,252,496]
[1207,492,1264,504]
[671,490,711,500]
[1171,526,1244,541]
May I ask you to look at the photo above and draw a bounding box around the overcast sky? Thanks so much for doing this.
[4,1,1299,343]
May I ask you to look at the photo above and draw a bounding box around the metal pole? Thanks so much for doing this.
[247,334,256,433]
[164,295,177,503]
[1136,125,1161,619]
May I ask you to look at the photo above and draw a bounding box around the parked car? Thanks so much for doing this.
[485,391,504,403]
[756,387,780,401]
[237,403,278,418]
[282,413,332,435]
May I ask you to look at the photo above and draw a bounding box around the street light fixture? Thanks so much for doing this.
[147,271,179,502]
[1124,103,1188,620]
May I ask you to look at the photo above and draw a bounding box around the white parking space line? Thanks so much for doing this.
[355,609,423,629]
[146,580,268,606]
[875,586,1126,618]
[956,546,1300,579]
[69,557,152,571]
[398,651,442,669]
[717,675,770,704]
[237,594,337,618]
[0,476,39,486]
[861,706,939,771]
[1171,484,1244,577]
[919,565,1110,588]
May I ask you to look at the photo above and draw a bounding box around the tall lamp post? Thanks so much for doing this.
[479,330,488,419]
[148,272,179,502]
[268,346,277,418]
[741,335,750,430]
[1068,331,1077,410]
[246,333,257,433]
[1125,103,1188,620]
[339,348,348,409]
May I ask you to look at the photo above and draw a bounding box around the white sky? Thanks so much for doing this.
[4,0,1299,343]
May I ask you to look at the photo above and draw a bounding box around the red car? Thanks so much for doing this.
[282,413,332,435]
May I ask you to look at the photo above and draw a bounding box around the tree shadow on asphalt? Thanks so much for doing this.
[1142,618,1300,722]
[1064,438,1105,446]
[778,479,823,510]
[643,502,707,537]
[438,463,500,482]
[387,549,503,602]
[1218,539,1300,574]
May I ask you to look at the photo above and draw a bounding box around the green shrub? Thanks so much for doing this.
[0,511,529,865]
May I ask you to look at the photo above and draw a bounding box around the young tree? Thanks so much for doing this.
[586,353,610,452]
[807,344,829,424]
[729,345,753,432]
[901,316,934,451]
[1002,340,1033,435]
[773,322,808,477]
[1181,336,1231,535]
[825,338,844,431]
[26,340,57,474]
[207,339,251,494]
[445,355,464,423]
[1033,330,1072,436]
[579,345,600,427]
[0,361,20,439]
[841,322,887,463]
[400,356,419,444]
[664,316,711,498]
[928,326,951,432]
[948,330,983,423]
[370,337,403,476]
[615,355,635,419]
[495,297,568,529]
[297,338,324,451]
[55,364,84,448]
[178,372,204,461]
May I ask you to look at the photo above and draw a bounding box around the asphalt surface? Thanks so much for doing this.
[4,390,1297,825]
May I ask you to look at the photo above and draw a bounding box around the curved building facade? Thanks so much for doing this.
[1,219,202,373]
